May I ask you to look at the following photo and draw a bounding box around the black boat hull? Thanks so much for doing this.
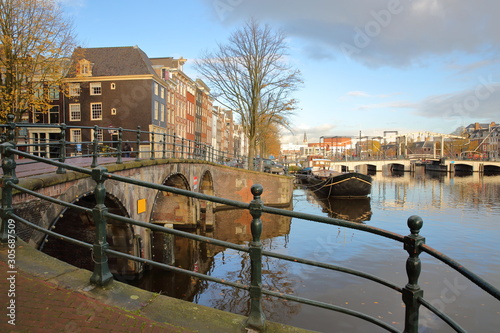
[304,172,372,198]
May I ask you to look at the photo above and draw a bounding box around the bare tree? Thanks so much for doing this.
[0,0,78,123]
[195,19,302,169]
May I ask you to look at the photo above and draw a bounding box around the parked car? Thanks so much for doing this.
[263,159,285,175]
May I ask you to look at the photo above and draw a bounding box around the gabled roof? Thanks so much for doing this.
[67,46,159,78]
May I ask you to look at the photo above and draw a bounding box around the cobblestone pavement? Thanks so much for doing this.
[0,261,194,333]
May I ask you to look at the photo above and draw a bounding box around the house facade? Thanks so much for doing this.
[63,46,169,154]
[465,122,499,159]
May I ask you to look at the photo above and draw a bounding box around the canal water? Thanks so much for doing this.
[131,171,500,333]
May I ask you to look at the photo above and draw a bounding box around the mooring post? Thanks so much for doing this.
[246,184,266,330]
[403,215,425,333]
[89,166,113,286]
[0,141,18,243]
[56,123,67,174]
[116,127,123,164]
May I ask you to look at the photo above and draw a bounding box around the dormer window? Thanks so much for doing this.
[78,59,93,76]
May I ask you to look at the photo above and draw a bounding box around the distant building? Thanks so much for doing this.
[465,122,499,159]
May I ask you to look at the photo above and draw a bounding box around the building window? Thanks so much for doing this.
[161,104,165,122]
[70,129,82,143]
[111,108,117,115]
[154,101,159,120]
[111,83,116,90]
[49,106,59,124]
[69,83,81,96]
[33,109,43,123]
[81,63,90,75]
[161,87,165,99]
[69,104,81,121]
[91,103,102,120]
[154,82,159,96]
[90,82,102,95]
[49,86,60,100]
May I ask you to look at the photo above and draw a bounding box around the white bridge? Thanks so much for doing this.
[325,159,500,174]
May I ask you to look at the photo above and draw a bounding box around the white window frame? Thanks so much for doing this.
[91,103,102,120]
[69,104,81,121]
[154,101,159,120]
[90,82,102,95]
[70,128,82,143]
[69,83,81,96]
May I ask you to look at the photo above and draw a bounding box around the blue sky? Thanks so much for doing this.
[59,0,500,144]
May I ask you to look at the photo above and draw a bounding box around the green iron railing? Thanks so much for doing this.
[1,119,499,332]
[0,114,245,169]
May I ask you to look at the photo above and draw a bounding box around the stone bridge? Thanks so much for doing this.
[326,159,500,173]
[11,159,293,277]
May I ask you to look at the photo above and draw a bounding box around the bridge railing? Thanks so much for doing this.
[0,114,246,169]
[1,141,499,332]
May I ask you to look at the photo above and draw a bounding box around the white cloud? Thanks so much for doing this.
[415,81,500,121]
[205,0,500,67]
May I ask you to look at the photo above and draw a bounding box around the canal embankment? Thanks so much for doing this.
[0,240,315,333]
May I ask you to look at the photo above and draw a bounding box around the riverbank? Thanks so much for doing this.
[0,240,314,333]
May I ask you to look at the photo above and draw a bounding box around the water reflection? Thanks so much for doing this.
[130,173,500,332]
[305,190,372,222]
[130,206,294,305]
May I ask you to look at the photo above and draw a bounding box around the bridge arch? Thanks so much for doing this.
[150,172,196,227]
[453,163,473,173]
[39,191,141,278]
[198,170,215,230]
[149,172,196,265]
[484,164,500,174]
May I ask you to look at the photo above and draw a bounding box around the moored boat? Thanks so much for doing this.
[299,168,372,198]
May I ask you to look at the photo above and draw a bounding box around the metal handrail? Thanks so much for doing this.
[1,121,499,332]
[0,120,245,168]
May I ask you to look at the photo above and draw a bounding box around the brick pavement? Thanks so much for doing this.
[0,261,194,333]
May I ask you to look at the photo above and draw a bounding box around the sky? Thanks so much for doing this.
[59,0,500,144]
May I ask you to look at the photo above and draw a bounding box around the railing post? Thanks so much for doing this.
[0,142,19,243]
[246,184,266,330]
[150,132,155,160]
[173,132,177,158]
[403,215,425,333]
[91,125,99,168]
[89,166,113,286]
[135,126,141,162]
[56,124,67,174]
[116,127,123,164]
[162,133,167,159]
[181,137,185,159]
